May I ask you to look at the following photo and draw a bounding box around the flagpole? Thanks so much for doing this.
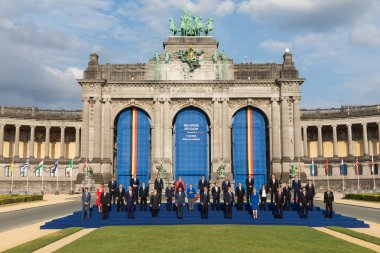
[26,165,29,194]
[41,165,44,194]
[70,167,73,194]
[56,164,59,194]
[11,165,14,194]
[357,168,360,191]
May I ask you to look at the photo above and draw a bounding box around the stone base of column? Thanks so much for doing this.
[271,157,281,163]
[90,157,102,163]
[271,162,282,175]
[281,157,292,163]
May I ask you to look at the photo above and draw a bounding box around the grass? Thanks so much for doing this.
[327,226,380,246]
[3,227,82,253]
[56,225,375,253]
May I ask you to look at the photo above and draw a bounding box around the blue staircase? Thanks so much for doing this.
[41,202,368,229]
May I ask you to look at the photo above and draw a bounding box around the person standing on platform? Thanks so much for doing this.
[82,187,91,220]
[235,182,245,211]
[115,183,125,212]
[245,176,254,204]
[222,177,231,197]
[108,176,117,205]
[259,184,267,211]
[154,174,164,204]
[299,187,309,218]
[283,182,292,211]
[274,186,284,219]
[268,174,278,203]
[187,184,196,211]
[165,183,174,211]
[198,175,208,195]
[175,177,186,192]
[100,188,110,220]
[130,176,140,210]
[125,186,136,219]
[292,175,301,204]
[139,181,149,211]
[324,187,334,218]
[200,186,210,219]
[211,181,221,211]
[250,188,259,219]
[306,179,316,211]
[150,189,160,219]
[175,187,186,219]
[224,186,234,219]
[96,183,104,213]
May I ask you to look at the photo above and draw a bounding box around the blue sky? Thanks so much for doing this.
[0,0,379,109]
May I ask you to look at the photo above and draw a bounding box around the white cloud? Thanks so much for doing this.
[351,24,380,48]
[259,39,292,53]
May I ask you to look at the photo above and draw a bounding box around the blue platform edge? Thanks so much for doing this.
[41,203,369,229]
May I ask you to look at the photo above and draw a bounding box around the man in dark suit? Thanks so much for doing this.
[306,180,316,211]
[224,186,234,219]
[274,187,284,219]
[175,187,186,219]
[283,182,292,211]
[165,183,174,211]
[150,189,160,219]
[198,175,208,195]
[200,186,210,219]
[235,182,245,211]
[245,176,254,204]
[100,188,110,220]
[268,174,279,203]
[299,187,309,218]
[292,175,301,204]
[139,181,149,211]
[124,186,136,219]
[130,176,140,210]
[115,183,125,212]
[154,174,164,204]
[82,187,91,220]
[211,181,221,211]
[222,177,231,196]
[324,187,334,218]
[108,176,117,205]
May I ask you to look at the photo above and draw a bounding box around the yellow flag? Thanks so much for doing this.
[10,159,14,175]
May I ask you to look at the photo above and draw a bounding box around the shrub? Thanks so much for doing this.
[344,193,380,202]
[0,195,43,205]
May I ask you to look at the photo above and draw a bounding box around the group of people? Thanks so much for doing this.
[81,174,335,221]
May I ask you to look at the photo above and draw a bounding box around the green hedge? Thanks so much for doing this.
[0,195,43,205]
[344,193,380,202]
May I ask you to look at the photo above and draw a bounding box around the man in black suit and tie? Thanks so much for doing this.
[324,187,334,218]
[224,186,234,219]
[198,175,208,195]
[165,183,174,211]
[283,182,292,211]
[150,189,161,219]
[139,181,149,211]
[200,186,210,219]
[268,174,279,203]
[222,177,231,197]
[82,187,91,220]
[125,186,136,219]
[306,180,316,211]
[245,176,254,204]
[274,187,284,219]
[299,187,309,218]
[175,187,186,219]
[108,176,117,205]
[130,176,140,210]
[115,183,125,212]
[292,175,301,204]
[235,182,245,211]
[100,188,110,220]
[211,181,221,211]
[154,174,164,204]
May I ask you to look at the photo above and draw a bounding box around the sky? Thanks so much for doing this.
[0,0,379,110]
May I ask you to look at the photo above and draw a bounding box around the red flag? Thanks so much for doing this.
[325,159,329,175]
[82,158,88,173]
[355,158,359,175]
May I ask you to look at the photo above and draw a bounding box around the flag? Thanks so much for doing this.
[311,158,315,176]
[52,160,58,174]
[325,159,329,176]
[340,159,345,175]
[82,158,88,173]
[297,158,301,177]
[66,159,73,177]
[34,160,43,173]
[10,159,14,176]
[355,158,359,175]
[21,159,29,176]
[371,155,375,175]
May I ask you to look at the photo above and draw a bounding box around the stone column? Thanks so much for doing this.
[293,97,302,159]
[347,124,353,157]
[75,126,80,159]
[14,125,20,159]
[163,98,171,162]
[44,126,50,159]
[271,98,281,160]
[317,125,323,158]
[81,97,89,159]
[60,126,65,159]
[222,98,231,163]
[103,98,112,160]
[212,98,220,163]
[280,97,291,160]
[302,126,308,158]
[362,123,369,157]
[332,124,338,158]
[153,99,162,163]
[93,97,102,159]
[29,126,35,159]
[0,124,4,158]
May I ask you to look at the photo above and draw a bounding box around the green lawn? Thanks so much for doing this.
[56,225,375,253]
[3,227,82,253]
[327,226,380,246]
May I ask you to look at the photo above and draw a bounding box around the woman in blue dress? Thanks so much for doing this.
[250,188,260,219]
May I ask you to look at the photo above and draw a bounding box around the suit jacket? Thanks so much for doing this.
[235,187,245,200]
[100,192,110,205]
[274,192,284,206]
[268,178,279,191]
[211,186,221,198]
[306,184,315,198]
[292,179,301,191]
[222,181,231,192]
[82,192,91,205]
[200,192,210,205]
[299,191,309,205]
[139,186,149,198]
[224,191,234,204]
[124,191,135,206]
[324,191,334,204]
[283,186,292,199]
[130,178,140,191]
[154,178,164,192]
[115,187,125,199]
[108,180,117,192]
[245,178,254,193]
[165,187,174,198]
[150,195,160,209]
[175,192,186,205]
[198,179,208,191]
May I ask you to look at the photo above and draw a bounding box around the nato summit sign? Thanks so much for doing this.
[182,123,201,141]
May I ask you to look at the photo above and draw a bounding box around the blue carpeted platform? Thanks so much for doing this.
[41,202,368,229]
